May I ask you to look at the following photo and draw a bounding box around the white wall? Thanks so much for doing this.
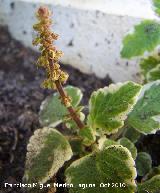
[0,0,158,82]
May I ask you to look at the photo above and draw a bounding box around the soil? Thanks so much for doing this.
[0,26,160,193]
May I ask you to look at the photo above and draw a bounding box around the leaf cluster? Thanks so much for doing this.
[121,0,160,83]
[24,81,160,193]
[24,4,160,193]
[120,1,160,192]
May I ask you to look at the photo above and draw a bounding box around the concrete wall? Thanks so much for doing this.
[0,0,158,82]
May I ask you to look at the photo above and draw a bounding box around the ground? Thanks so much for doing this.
[0,26,160,193]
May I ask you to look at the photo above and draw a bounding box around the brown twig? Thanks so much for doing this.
[55,80,85,129]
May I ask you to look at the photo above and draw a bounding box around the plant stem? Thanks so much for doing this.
[55,80,85,129]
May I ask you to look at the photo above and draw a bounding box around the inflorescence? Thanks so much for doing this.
[33,6,69,89]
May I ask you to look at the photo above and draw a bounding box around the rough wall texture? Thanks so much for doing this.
[0,0,158,82]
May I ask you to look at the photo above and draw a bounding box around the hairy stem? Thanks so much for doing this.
[55,80,85,129]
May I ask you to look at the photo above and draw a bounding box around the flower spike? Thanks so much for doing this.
[33,6,69,89]
[33,6,85,129]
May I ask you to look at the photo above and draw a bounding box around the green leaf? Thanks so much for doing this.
[87,81,141,135]
[79,127,96,146]
[153,0,160,16]
[128,80,160,134]
[123,127,141,143]
[146,63,160,82]
[140,56,160,82]
[99,138,119,149]
[136,152,152,177]
[99,137,137,159]
[137,175,160,193]
[69,137,85,156]
[118,137,137,160]
[65,145,136,193]
[24,128,73,183]
[121,20,160,58]
[39,86,83,127]
[143,166,160,181]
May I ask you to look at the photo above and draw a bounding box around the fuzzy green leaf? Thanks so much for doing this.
[24,128,72,183]
[87,81,141,134]
[146,63,160,82]
[153,0,160,16]
[79,127,96,146]
[39,86,83,127]
[121,20,160,58]
[118,138,137,160]
[128,80,160,134]
[66,145,137,193]
[123,127,141,143]
[99,138,137,159]
[137,175,160,193]
[143,166,160,181]
[69,137,85,156]
[140,56,160,82]
[136,152,152,177]
[99,138,119,149]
